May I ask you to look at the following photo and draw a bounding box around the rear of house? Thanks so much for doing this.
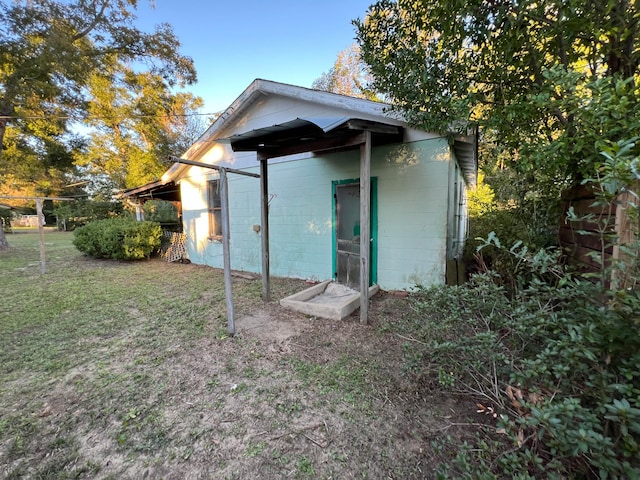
[160,80,476,291]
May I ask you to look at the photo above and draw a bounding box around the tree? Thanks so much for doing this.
[77,62,203,189]
[0,119,86,250]
[312,44,381,101]
[0,126,85,198]
[0,0,197,249]
[0,0,196,157]
[355,0,640,188]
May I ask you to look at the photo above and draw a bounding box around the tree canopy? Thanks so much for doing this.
[0,0,197,152]
[312,44,381,101]
[78,60,203,189]
[0,0,201,249]
[355,0,640,187]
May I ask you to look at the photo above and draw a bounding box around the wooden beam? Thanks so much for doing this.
[259,153,270,301]
[255,132,367,159]
[169,158,261,332]
[0,195,74,201]
[219,168,235,336]
[346,119,402,135]
[359,130,372,324]
[170,156,260,178]
[612,185,639,289]
[36,198,46,275]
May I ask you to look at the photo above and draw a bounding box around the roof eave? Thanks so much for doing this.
[453,128,479,186]
[167,80,405,176]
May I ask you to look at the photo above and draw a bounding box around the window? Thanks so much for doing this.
[207,179,222,239]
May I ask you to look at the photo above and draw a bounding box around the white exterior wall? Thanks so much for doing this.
[375,140,451,288]
[180,137,451,291]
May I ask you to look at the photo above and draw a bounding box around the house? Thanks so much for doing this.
[148,79,477,294]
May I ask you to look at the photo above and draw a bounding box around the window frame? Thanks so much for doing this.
[207,179,222,240]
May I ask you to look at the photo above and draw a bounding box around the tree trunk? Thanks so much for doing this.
[0,112,7,163]
[0,227,8,251]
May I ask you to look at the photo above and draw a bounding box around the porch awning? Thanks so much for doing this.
[119,179,180,202]
[226,117,403,158]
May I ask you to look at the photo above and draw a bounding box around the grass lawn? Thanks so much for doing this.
[0,231,472,479]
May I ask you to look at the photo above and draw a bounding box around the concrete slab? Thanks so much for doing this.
[280,280,379,320]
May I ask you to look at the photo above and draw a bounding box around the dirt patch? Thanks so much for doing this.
[174,292,476,479]
[66,294,473,479]
[235,309,305,343]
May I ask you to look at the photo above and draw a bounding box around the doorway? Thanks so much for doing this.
[332,178,377,289]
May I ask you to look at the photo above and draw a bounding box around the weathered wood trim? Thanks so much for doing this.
[612,186,639,289]
[560,183,638,287]
[346,119,401,135]
[219,168,235,336]
[359,130,371,324]
[170,156,260,178]
[259,153,270,301]
[254,132,367,159]
[559,226,614,254]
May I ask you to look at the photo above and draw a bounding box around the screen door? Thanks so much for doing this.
[335,183,361,289]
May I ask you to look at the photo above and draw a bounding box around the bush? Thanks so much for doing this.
[54,200,123,231]
[464,207,558,286]
[407,250,640,478]
[404,142,640,477]
[73,218,162,260]
[1,210,12,233]
[141,200,179,224]
[463,166,561,287]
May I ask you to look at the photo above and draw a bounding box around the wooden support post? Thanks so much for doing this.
[0,194,73,262]
[170,156,261,178]
[611,184,639,289]
[220,168,235,335]
[359,131,371,324]
[36,198,46,274]
[259,154,271,301]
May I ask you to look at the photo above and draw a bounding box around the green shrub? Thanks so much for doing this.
[405,141,640,477]
[1,209,12,233]
[54,200,123,231]
[141,200,179,224]
[464,207,558,287]
[73,218,162,260]
[407,251,640,478]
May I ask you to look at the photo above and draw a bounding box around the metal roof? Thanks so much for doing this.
[227,117,404,158]
[156,79,477,185]
[119,179,180,201]
[452,129,479,186]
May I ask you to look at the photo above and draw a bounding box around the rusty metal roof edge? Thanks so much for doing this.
[119,178,175,198]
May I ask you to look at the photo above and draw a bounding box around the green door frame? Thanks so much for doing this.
[332,177,378,286]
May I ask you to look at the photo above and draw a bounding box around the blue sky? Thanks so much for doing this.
[135,0,374,114]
